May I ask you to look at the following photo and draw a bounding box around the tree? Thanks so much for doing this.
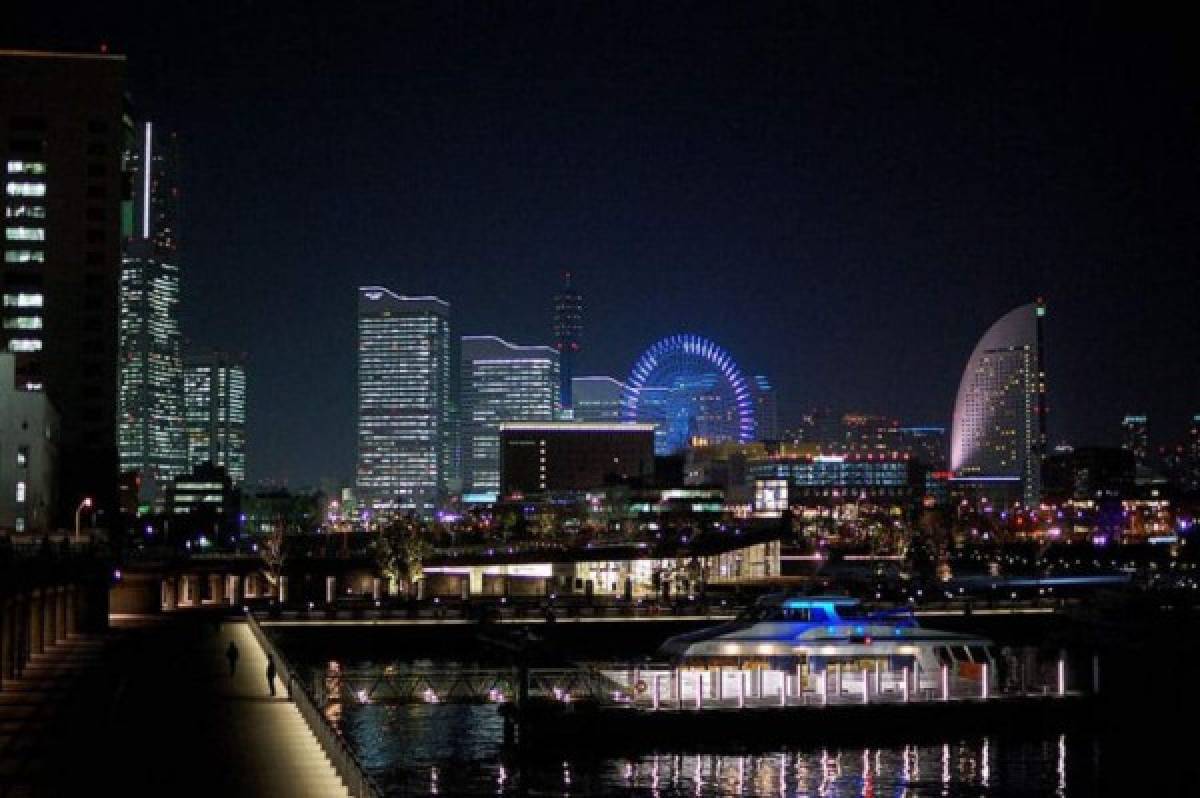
[261,517,287,601]
[376,518,433,597]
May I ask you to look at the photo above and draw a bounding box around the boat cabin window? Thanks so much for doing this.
[968,645,989,663]
[935,647,953,666]
[953,646,971,663]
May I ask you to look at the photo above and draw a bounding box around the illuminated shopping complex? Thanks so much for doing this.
[621,333,756,455]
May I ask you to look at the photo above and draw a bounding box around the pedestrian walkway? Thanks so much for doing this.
[102,616,351,797]
[1,614,352,797]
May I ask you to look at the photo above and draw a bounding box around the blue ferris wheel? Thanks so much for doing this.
[621,334,756,455]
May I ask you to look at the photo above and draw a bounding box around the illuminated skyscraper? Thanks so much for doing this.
[571,376,625,422]
[356,288,450,516]
[118,121,186,497]
[461,336,559,499]
[552,272,581,410]
[1,50,126,522]
[1120,414,1150,466]
[950,301,1048,506]
[185,349,246,484]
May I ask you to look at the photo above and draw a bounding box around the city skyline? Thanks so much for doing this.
[3,4,1196,487]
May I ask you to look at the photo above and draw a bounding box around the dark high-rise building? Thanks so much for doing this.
[184,349,247,485]
[1,50,127,524]
[119,121,186,498]
[552,272,581,411]
[750,375,778,441]
[1120,414,1150,467]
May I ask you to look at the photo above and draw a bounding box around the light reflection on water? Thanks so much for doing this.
[339,704,1084,796]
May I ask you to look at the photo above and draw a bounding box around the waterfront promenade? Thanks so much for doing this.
[0,614,350,797]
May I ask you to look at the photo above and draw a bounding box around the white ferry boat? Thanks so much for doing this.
[602,595,1001,705]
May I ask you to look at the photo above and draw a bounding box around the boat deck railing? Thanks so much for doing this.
[314,653,1093,711]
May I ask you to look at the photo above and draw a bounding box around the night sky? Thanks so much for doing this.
[5,2,1197,487]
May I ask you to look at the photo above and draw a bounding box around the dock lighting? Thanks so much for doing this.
[1057,658,1066,695]
[423,688,439,703]
[941,665,949,701]
[902,667,909,702]
[981,664,989,699]
[356,690,370,705]
[862,668,870,704]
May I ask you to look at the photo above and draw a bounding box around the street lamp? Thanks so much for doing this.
[75,497,93,543]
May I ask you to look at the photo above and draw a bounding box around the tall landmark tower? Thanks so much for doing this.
[119,121,187,498]
[552,272,581,411]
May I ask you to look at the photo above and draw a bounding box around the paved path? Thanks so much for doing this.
[102,617,351,797]
[1,615,351,797]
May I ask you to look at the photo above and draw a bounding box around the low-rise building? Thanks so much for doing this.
[499,421,655,497]
[0,353,58,534]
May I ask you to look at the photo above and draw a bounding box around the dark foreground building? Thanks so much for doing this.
[499,421,655,496]
[0,50,126,525]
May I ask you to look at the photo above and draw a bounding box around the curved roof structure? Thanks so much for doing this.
[951,302,1047,505]
[621,334,755,454]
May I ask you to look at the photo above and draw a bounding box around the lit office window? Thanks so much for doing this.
[5,182,46,197]
[16,481,26,503]
[3,293,43,308]
[4,316,42,330]
[5,227,44,241]
[4,250,44,263]
[16,446,29,467]
[5,206,45,219]
[8,339,42,352]
[6,161,46,175]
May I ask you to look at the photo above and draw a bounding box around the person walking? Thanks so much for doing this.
[226,640,239,677]
[266,654,278,697]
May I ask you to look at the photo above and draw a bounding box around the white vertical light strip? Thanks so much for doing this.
[142,121,152,239]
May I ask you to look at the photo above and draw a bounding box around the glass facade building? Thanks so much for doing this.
[950,301,1047,506]
[570,376,625,422]
[749,454,920,503]
[460,335,559,499]
[356,287,450,517]
[118,121,186,496]
[184,349,247,484]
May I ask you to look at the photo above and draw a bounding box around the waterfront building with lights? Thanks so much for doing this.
[184,349,246,485]
[460,335,559,500]
[950,301,1048,507]
[356,287,451,517]
[1,50,125,521]
[621,334,756,455]
[118,120,186,498]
